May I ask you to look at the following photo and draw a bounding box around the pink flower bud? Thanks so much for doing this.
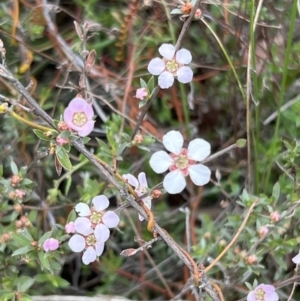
[58,121,70,131]
[56,136,68,146]
[15,189,26,199]
[270,211,280,223]
[135,88,148,100]
[258,226,269,238]
[65,222,75,234]
[43,238,59,251]
[10,175,22,187]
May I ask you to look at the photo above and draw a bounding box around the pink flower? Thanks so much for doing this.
[65,222,75,234]
[43,238,59,251]
[150,131,211,194]
[147,44,193,89]
[63,98,95,137]
[122,172,152,221]
[292,254,300,264]
[136,88,148,100]
[247,284,278,301]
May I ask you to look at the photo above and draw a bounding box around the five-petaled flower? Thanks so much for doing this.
[43,238,59,252]
[150,131,211,194]
[68,195,120,265]
[136,88,148,100]
[247,284,279,301]
[123,172,152,221]
[63,97,95,137]
[147,44,193,89]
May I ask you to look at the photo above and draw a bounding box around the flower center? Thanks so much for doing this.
[166,60,179,73]
[175,154,189,169]
[86,234,96,247]
[169,148,196,176]
[254,288,265,300]
[90,209,103,224]
[72,112,87,127]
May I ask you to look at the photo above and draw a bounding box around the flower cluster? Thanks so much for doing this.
[247,284,278,301]
[63,97,95,137]
[68,195,120,265]
[123,172,152,221]
[150,131,211,194]
[148,44,193,89]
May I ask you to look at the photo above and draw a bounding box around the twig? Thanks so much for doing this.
[205,200,258,273]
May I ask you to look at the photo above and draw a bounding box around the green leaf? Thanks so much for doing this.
[38,231,52,245]
[55,147,72,170]
[170,8,182,14]
[0,164,3,177]
[11,233,31,247]
[17,276,35,292]
[65,176,72,195]
[139,99,148,108]
[136,145,150,152]
[140,78,147,89]
[0,292,15,301]
[38,251,51,271]
[272,182,280,203]
[33,129,52,141]
[147,76,154,92]
[35,274,69,288]
[67,209,76,223]
[10,161,18,175]
[12,245,35,257]
[82,137,91,144]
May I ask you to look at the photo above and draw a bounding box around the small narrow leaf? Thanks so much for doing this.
[55,148,72,170]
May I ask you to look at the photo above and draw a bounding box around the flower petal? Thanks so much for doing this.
[63,107,74,124]
[95,242,105,256]
[187,138,211,161]
[123,174,139,188]
[68,234,85,252]
[158,71,174,89]
[188,164,211,186]
[159,44,175,60]
[268,292,279,301]
[92,195,109,212]
[292,254,300,264]
[246,291,255,301]
[75,217,93,235]
[163,130,184,154]
[82,247,96,265]
[147,58,165,75]
[163,170,186,194]
[139,196,152,222]
[77,120,95,137]
[176,48,192,64]
[102,211,120,228]
[94,223,110,242]
[149,151,173,173]
[177,66,193,84]
[75,203,91,216]
[68,98,87,111]
[138,172,148,188]
[83,102,94,119]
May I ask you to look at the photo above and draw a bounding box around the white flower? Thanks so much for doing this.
[68,233,105,265]
[147,44,193,89]
[74,195,120,241]
[122,172,152,221]
[149,131,211,194]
